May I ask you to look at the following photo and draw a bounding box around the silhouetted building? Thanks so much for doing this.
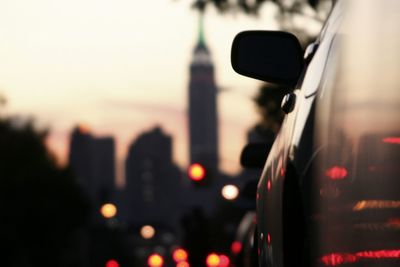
[124,126,183,233]
[68,125,116,216]
[188,14,219,173]
[183,14,226,216]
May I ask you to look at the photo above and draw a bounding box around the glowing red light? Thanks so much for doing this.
[231,241,242,254]
[321,253,357,266]
[325,166,348,180]
[106,259,120,267]
[188,163,205,181]
[267,233,271,244]
[219,255,230,267]
[356,250,400,259]
[383,137,400,144]
[206,253,220,267]
[176,261,190,267]
[173,248,189,263]
[267,180,271,191]
[148,254,164,267]
[321,250,400,266]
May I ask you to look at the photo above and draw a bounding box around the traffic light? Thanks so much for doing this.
[188,163,213,186]
[148,254,164,267]
[188,163,206,182]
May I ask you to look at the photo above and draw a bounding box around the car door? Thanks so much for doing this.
[256,2,345,267]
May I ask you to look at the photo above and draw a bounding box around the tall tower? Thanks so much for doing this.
[188,13,219,174]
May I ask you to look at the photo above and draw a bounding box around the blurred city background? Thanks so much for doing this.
[0,0,330,266]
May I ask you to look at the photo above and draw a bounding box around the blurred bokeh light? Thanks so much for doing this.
[148,253,164,267]
[221,185,239,200]
[140,225,156,239]
[206,253,220,267]
[173,248,189,263]
[100,203,117,219]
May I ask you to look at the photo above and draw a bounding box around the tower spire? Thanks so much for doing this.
[198,11,205,47]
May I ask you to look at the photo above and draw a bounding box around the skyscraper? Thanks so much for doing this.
[124,127,183,231]
[188,14,219,174]
[68,126,116,214]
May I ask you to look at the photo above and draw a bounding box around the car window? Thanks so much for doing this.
[313,2,400,256]
[315,0,400,184]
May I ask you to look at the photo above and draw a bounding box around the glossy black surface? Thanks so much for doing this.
[231,31,304,85]
[240,143,273,169]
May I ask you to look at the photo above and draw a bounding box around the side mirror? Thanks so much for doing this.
[231,31,304,85]
[240,142,273,169]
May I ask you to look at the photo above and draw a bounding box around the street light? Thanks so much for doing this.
[100,203,117,219]
[141,225,156,239]
[221,185,239,200]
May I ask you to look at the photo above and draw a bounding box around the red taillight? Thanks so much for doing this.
[231,241,242,254]
[382,137,400,144]
[219,255,230,267]
[325,166,348,180]
[173,248,189,263]
[105,260,120,267]
[176,261,190,267]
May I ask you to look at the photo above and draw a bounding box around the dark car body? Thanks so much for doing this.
[231,211,258,267]
[233,1,400,267]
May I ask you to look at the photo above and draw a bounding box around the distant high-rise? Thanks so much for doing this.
[124,127,183,231]
[188,14,219,173]
[68,126,116,211]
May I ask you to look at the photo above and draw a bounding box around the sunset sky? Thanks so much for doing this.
[0,0,282,185]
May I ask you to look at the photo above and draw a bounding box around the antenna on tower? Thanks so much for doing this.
[194,0,207,47]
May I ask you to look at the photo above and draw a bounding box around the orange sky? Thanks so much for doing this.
[0,0,285,185]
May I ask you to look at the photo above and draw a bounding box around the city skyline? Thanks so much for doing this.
[0,1,281,186]
[69,125,116,219]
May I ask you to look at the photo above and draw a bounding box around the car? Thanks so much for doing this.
[231,211,258,267]
[231,143,272,267]
[231,1,400,267]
